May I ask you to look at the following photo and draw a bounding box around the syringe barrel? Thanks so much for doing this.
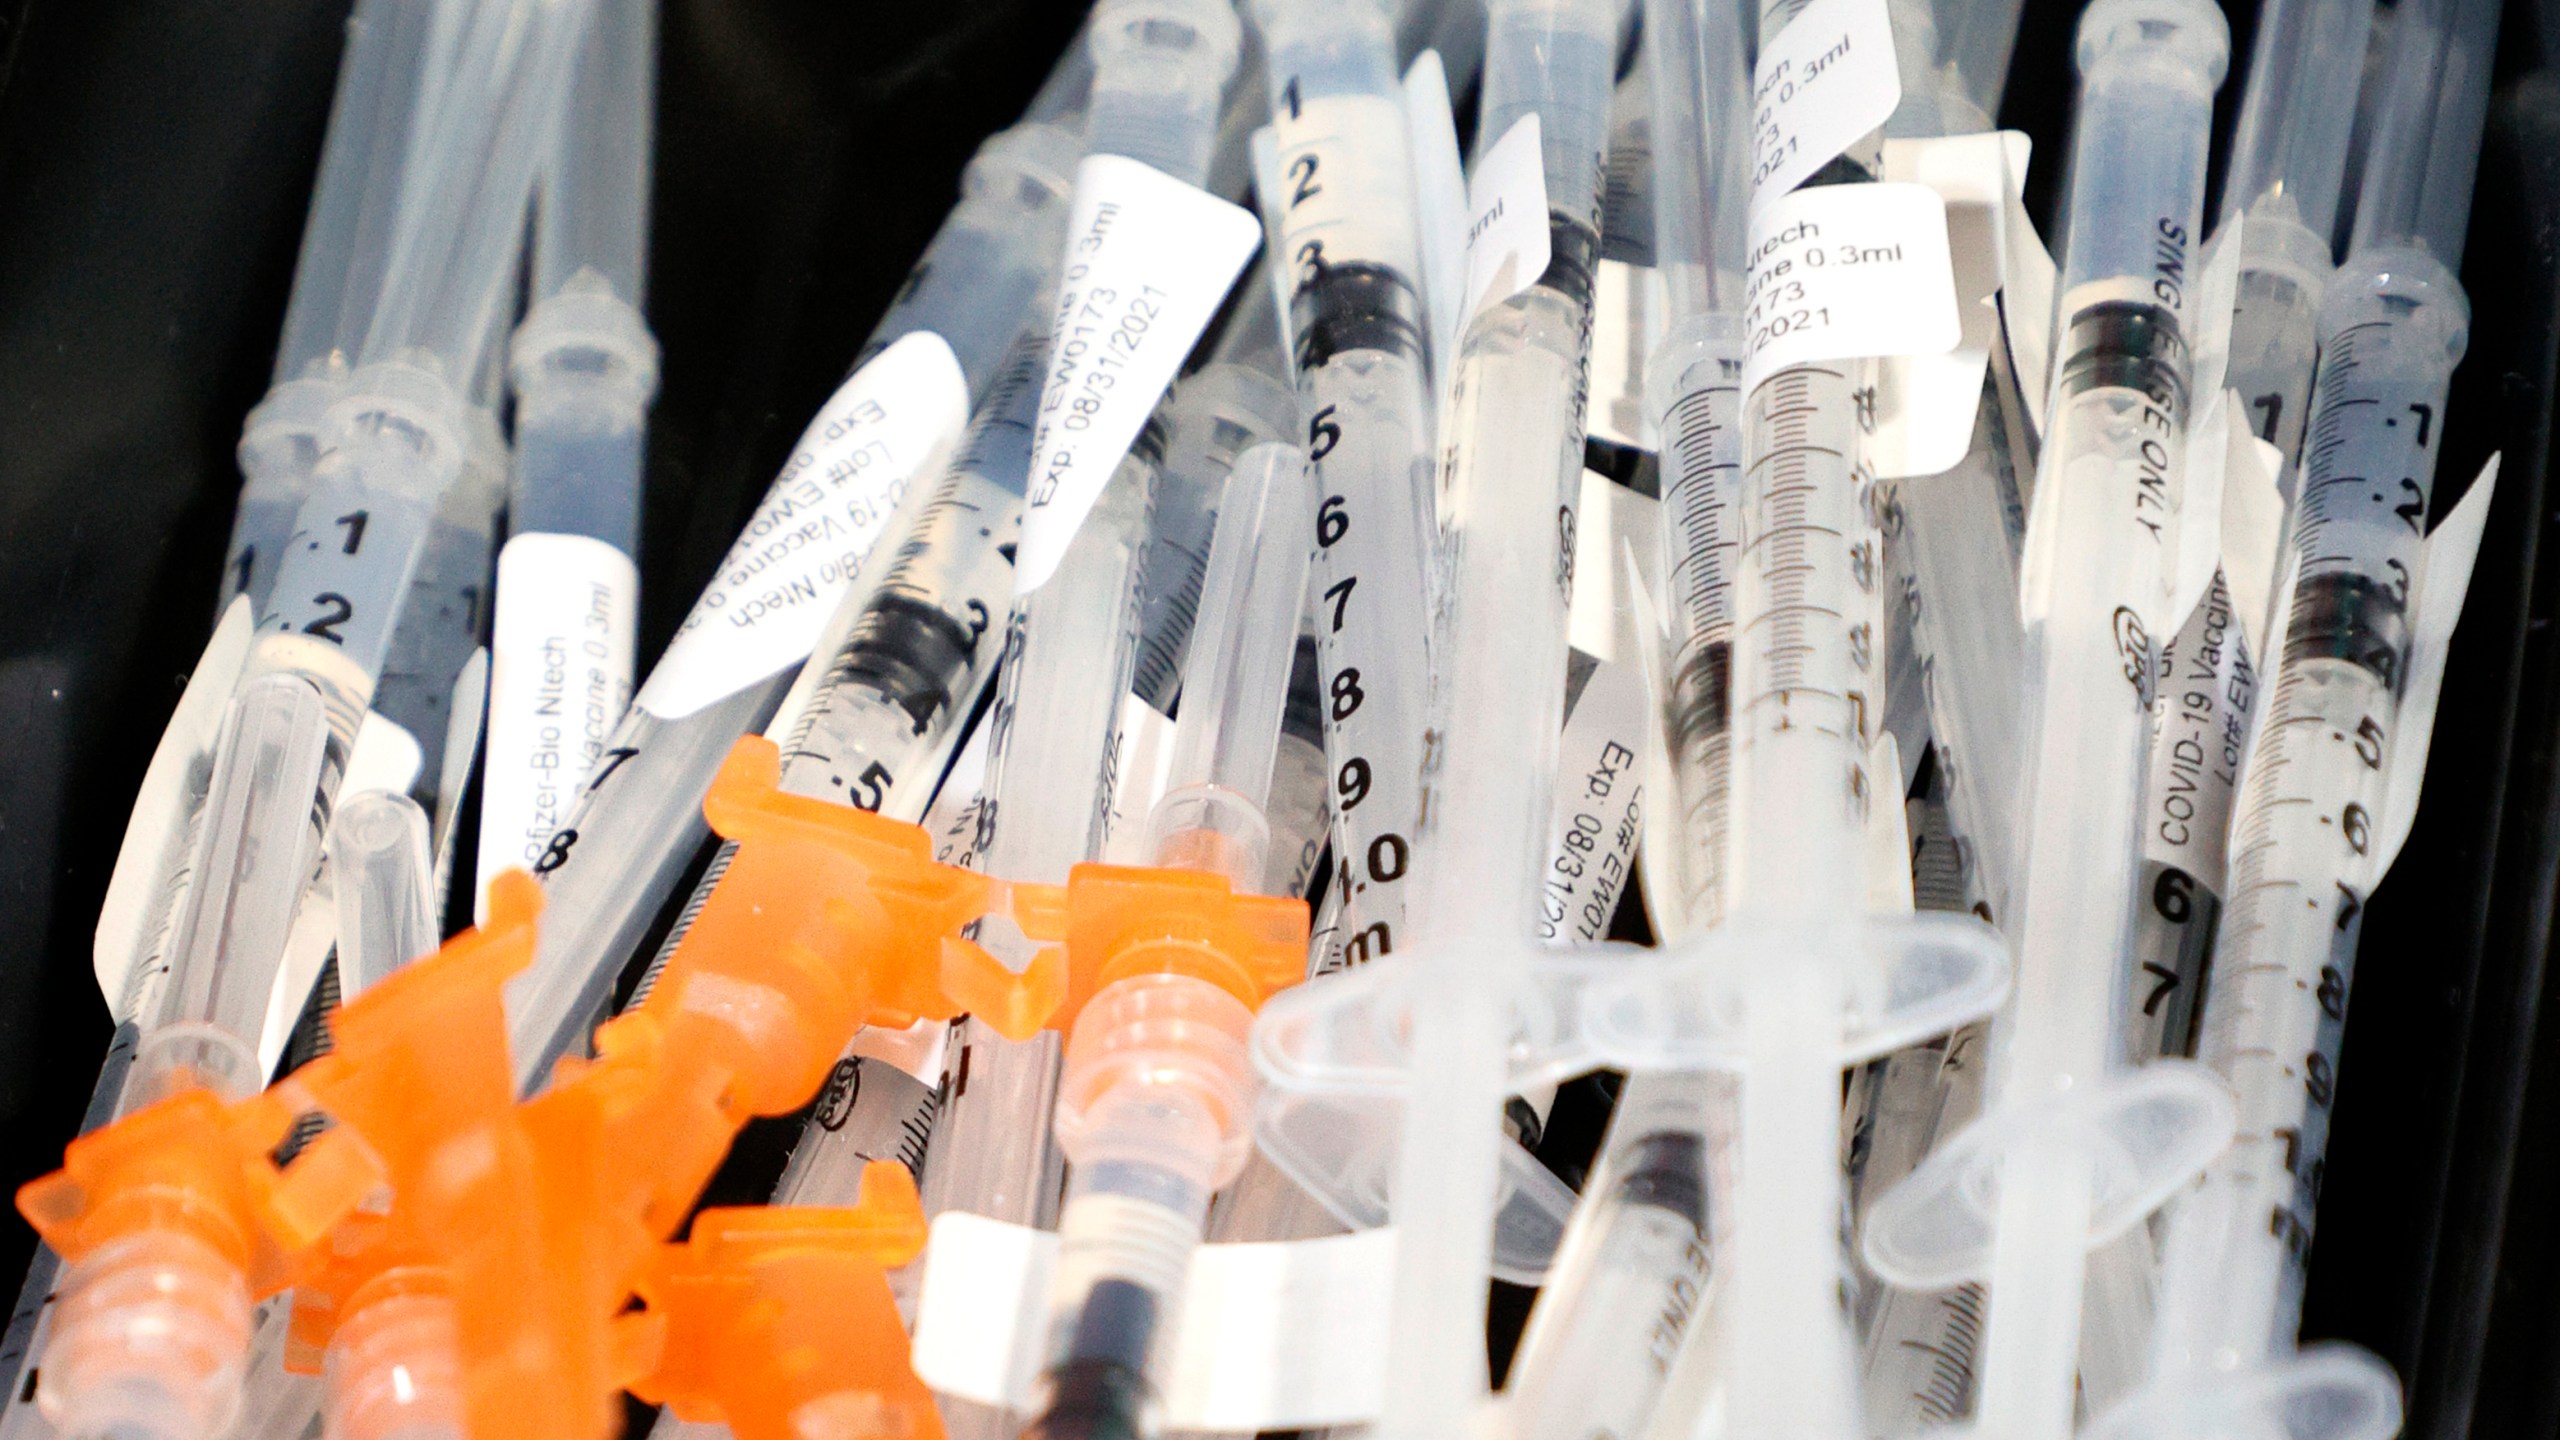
[2054,0,2228,308]
[362,0,588,379]
[273,0,442,385]
[372,405,506,790]
[852,122,1082,396]
[985,457,1155,886]
[2223,214,2334,500]
[130,674,333,1109]
[501,469,956,1092]
[1132,363,1299,710]
[1086,0,1245,185]
[1641,0,1749,320]
[330,790,440,999]
[2350,0,2500,265]
[1419,284,1592,941]
[1941,0,2029,121]
[1252,0,1423,287]
[1647,317,1744,927]
[2160,255,2470,1366]
[509,274,657,551]
[2218,0,2371,241]
[533,0,653,309]
[1505,1072,1723,1440]
[1478,0,1617,248]
[1148,441,1313,888]
[2294,247,2469,606]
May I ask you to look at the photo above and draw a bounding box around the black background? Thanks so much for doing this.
[0,0,2555,1433]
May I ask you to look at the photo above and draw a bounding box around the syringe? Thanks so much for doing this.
[1247,0,1440,975]
[1694,0,1912,1419]
[19,3,587,1430]
[1024,440,1313,1440]
[1861,6,2236,1438]
[498,111,1083,1093]
[1359,0,1615,1431]
[921,9,1251,1439]
[1503,1,1747,1433]
[2096,0,2500,1431]
[928,458,1155,1440]
[221,0,449,617]
[1846,2,2039,1422]
[0,143,488,1423]
[479,0,659,908]
[2110,0,2371,1067]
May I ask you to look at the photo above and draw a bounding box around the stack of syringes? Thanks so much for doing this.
[1,0,2525,1438]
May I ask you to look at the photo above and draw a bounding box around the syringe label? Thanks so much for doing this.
[1460,116,1553,324]
[1539,657,1646,943]
[1018,156,1259,593]
[479,534,638,913]
[2127,575,2254,1060]
[261,482,436,679]
[636,331,969,722]
[1740,184,1962,393]
[1748,0,1902,206]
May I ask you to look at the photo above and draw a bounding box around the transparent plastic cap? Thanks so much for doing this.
[136,672,333,1107]
[2075,0,2230,86]
[330,789,439,999]
[1147,442,1312,887]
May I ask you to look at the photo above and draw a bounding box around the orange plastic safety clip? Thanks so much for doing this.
[628,1163,941,1440]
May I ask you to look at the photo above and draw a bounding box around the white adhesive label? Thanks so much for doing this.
[1249,127,1299,376]
[1403,51,1470,366]
[1867,733,1916,914]
[2167,387,2233,641]
[1462,114,1552,324]
[1570,467,1661,665]
[346,709,424,798]
[1750,0,1903,207]
[2142,574,2254,879]
[479,533,639,916]
[1742,183,1962,393]
[1539,658,1647,944]
[1872,132,2033,479]
[1019,155,1262,593]
[2377,457,2500,877]
[2220,428,2288,660]
[913,1213,1396,1428]
[636,331,968,720]
[1589,259,1671,454]
[1101,694,1180,865]
[96,597,254,1008]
